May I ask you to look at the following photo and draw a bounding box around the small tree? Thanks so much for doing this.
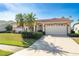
[5,25,12,32]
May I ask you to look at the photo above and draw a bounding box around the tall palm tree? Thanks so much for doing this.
[69,16,72,18]
[15,13,24,30]
[23,12,36,32]
[61,16,65,18]
[78,19,79,23]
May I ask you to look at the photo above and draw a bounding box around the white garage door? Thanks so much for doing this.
[45,25,67,35]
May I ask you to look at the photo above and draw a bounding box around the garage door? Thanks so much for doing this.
[45,24,67,35]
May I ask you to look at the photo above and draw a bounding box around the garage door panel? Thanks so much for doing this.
[45,25,67,35]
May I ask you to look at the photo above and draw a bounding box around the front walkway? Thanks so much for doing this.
[0,44,24,52]
[11,35,79,56]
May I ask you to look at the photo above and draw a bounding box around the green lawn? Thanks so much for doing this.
[23,39,36,48]
[73,37,79,44]
[0,33,36,47]
[0,50,13,56]
[0,33,25,47]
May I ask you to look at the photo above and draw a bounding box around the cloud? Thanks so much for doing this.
[0,3,41,21]
[0,3,31,21]
[0,11,15,21]
[3,3,25,13]
[0,4,18,21]
[0,3,78,22]
[3,3,38,13]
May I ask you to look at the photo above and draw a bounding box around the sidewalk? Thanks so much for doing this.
[0,44,24,52]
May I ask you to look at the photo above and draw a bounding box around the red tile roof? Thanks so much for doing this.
[37,18,72,22]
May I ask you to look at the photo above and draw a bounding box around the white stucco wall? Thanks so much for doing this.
[12,24,29,32]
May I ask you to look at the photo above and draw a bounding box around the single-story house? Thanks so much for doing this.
[0,20,14,32]
[13,18,72,35]
[73,23,79,33]
[12,24,29,33]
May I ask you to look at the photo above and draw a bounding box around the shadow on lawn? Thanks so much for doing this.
[28,36,79,56]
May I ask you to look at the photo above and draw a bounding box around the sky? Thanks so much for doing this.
[0,3,79,25]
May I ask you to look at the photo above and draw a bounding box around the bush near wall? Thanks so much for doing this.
[37,30,45,35]
[68,29,79,37]
[32,32,43,39]
[21,31,33,38]
[21,31,43,39]
[70,29,75,34]
[68,34,79,37]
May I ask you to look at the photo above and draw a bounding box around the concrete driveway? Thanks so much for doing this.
[11,35,79,56]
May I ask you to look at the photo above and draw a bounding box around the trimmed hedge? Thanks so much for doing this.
[68,34,79,37]
[37,30,45,35]
[0,31,12,33]
[70,29,75,34]
[21,31,43,39]
[0,31,7,33]
[32,32,43,39]
[21,31,33,38]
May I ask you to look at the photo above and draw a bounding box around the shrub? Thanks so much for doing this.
[26,32,33,38]
[21,31,27,38]
[21,31,43,39]
[0,31,7,33]
[5,25,12,33]
[68,29,79,37]
[68,34,79,37]
[38,30,43,32]
[32,32,43,39]
[38,30,45,35]
[71,29,75,34]
[21,31,33,39]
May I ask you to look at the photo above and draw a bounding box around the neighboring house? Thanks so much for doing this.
[0,20,14,32]
[13,18,72,35]
[12,24,29,33]
[73,23,79,33]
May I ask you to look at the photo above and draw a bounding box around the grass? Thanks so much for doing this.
[0,33,37,47]
[0,50,13,56]
[0,33,25,47]
[73,37,79,44]
[23,39,36,48]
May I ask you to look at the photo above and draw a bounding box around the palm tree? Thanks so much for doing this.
[78,19,79,23]
[61,16,65,18]
[69,16,72,18]
[23,12,36,32]
[15,13,24,30]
